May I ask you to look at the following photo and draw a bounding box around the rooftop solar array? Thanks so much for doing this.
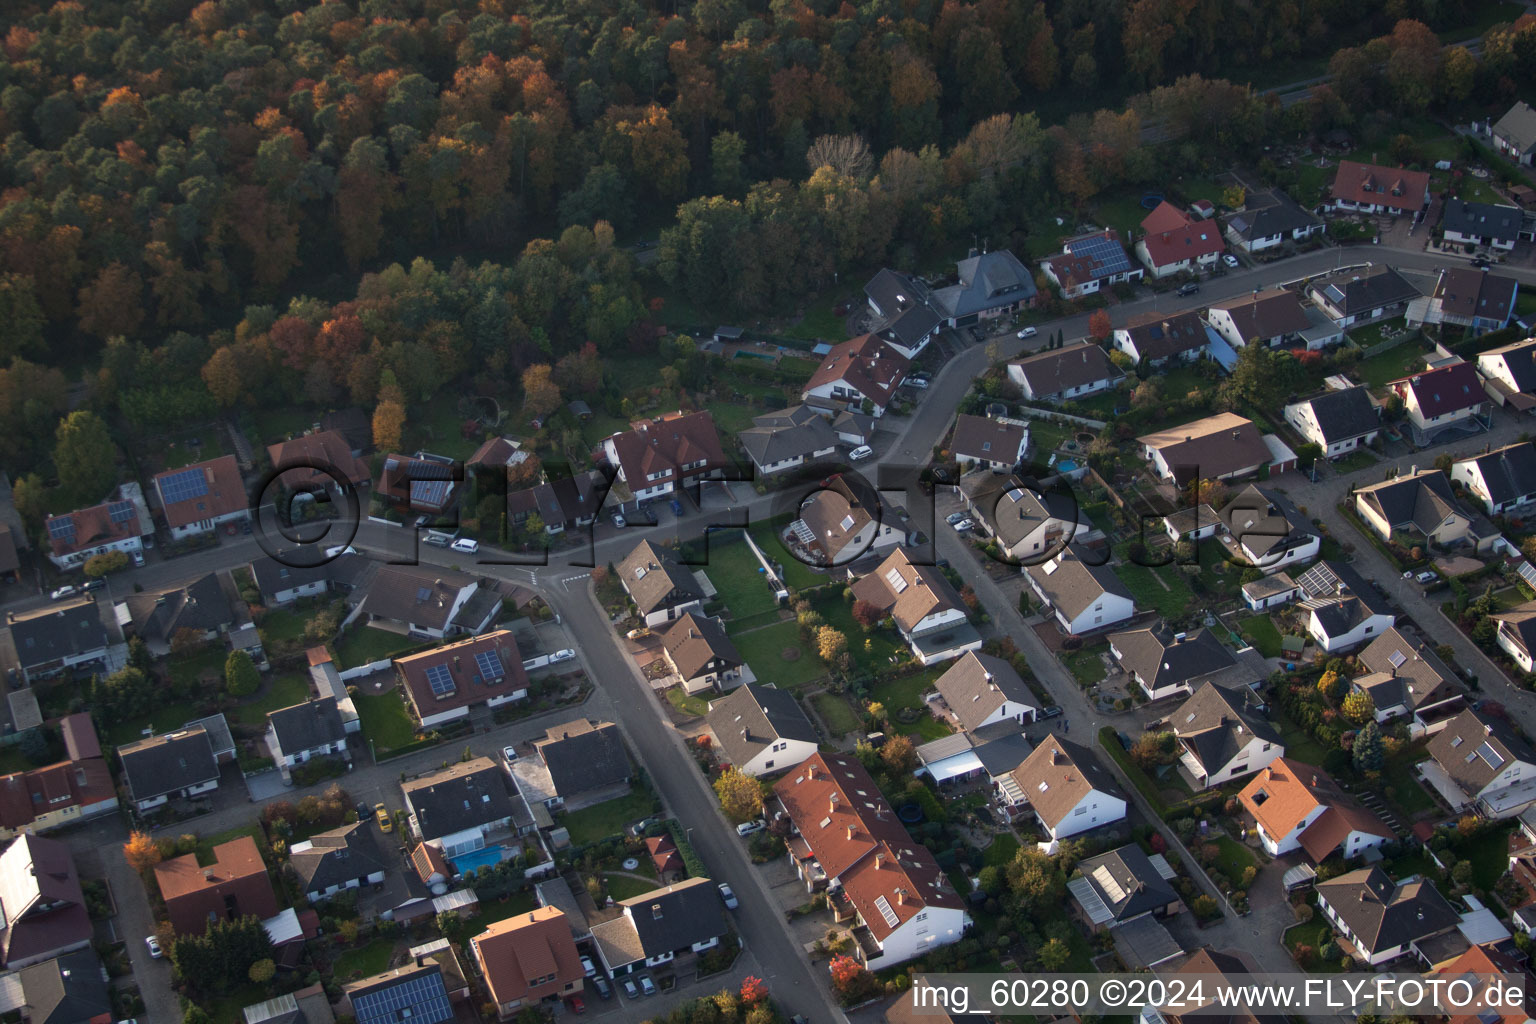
[873,894,899,927]
[1520,561,1536,590]
[47,516,76,543]
[108,500,136,523]
[351,971,453,1024]
[474,650,505,680]
[1476,741,1506,770]
[1069,232,1133,277]
[411,479,452,506]
[424,663,455,697]
[159,467,210,505]
[1295,562,1343,598]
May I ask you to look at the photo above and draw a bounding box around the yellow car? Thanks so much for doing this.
[374,803,393,832]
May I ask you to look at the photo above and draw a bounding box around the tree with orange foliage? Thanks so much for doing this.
[123,830,161,873]
[740,976,768,1005]
[372,400,406,452]
[1089,310,1112,341]
[76,262,145,341]
[829,955,872,998]
[521,364,562,423]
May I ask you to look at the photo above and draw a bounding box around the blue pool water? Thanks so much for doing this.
[1055,459,1078,472]
[450,845,506,875]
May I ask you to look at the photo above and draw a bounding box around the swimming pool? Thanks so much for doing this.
[1055,459,1078,472]
[449,845,506,875]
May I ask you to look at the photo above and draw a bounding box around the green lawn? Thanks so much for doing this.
[1213,836,1259,880]
[701,534,780,622]
[167,646,228,689]
[808,591,906,673]
[233,673,312,726]
[331,626,421,670]
[780,291,853,343]
[664,688,709,717]
[195,823,265,866]
[981,834,1020,868]
[1093,190,1156,240]
[875,668,952,741]
[406,400,478,463]
[352,691,416,752]
[257,606,311,643]
[747,516,823,592]
[1332,449,1378,474]
[604,873,660,902]
[731,621,827,690]
[1283,914,1346,971]
[251,407,320,447]
[1268,705,1330,766]
[104,702,200,747]
[1116,564,1195,618]
[161,435,229,472]
[1061,647,1108,686]
[560,787,658,846]
[810,692,862,739]
[1237,615,1283,658]
[459,888,540,938]
[331,939,396,981]
[1456,822,1516,890]
[1353,336,1428,388]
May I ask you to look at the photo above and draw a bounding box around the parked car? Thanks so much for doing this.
[1414,570,1439,584]
[638,976,657,997]
[549,648,576,663]
[502,745,518,763]
[449,537,479,554]
[848,445,873,461]
[945,511,969,525]
[736,819,766,836]
[593,978,613,1000]
[580,957,597,978]
[1176,281,1200,297]
[670,498,684,516]
[49,585,78,601]
[622,979,640,999]
[626,627,651,639]
[1016,326,1038,339]
[1222,254,1240,268]
[422,533,451,548]
[718,883,739,909]
[951,518,974,533]
[145,935,163,959]
[611,512,627,528]
[628,817,659,837]
[81,578,105,592]
[1041,705,1064,719]
[904,377,929,390]
[132,551,145,567]
[567,995,586,1014]
[374,803,393,832]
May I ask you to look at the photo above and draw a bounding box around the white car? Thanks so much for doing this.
[502,745,518,762]
[638,976,657,997]
[325,545,357,557]
[549,649,576,663]
[718,883,739,909]
[49,585,78,601]
[449,538,479,554]
[904,377,929,389]
[1223,254,1240,268]
[611,512,627,528]
[848,445,873,461]
[1016,326,1038,339]
[1415,570,1439,584]
[952,519,975,533]
[132,550,145,567]
[945,511,969,525]
[145,935,163,959]
[736,819,766,836]
[581,956,597,978]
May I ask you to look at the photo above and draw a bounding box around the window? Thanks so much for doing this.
[764,761,774,770]
[1073,805,1086,815]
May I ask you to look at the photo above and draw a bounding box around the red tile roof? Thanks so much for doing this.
[805,335,911,410]
[646,835,683,875]
[603,410,727,490]
[394,631,528,721]
[0,718,114,834]
[154,837,278,936]
[474,907,584,1011]
[1331,160,1431,213]
[1138,202,1225,269]
[1436,943,1529,1024]
[154,455,247,529]
[45,501,142,558]
[267,430,371,489]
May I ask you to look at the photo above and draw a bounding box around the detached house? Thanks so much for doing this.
[266,697,350,781]
[1307,266,1421,329]
[0,715,117,840]
[787,475,903,568]
[1494,602,1536,674]
[1138,413,1286,485]
[1420,268,1520,336]
[44,499,144,571]
[1315,867,1457,965]
[0,834,91,969]
[1218,485,1321,572]
[472,907,585,1019]
[617,541,706,627]
[1353,469,1485,550]
[268,429,372,497]
[377,453,458,516]
[706,684,818,777]
[154,456,249,539]
[1042,230,1143,300]
[504,470,607,535]
[1452,442,1536,514]
[402,758,524,861]
[1068,844,1184,964]
[660,613,743,695]
[600,410,726,503]
[1440,199,1522,251]
[772,753,969,967]
[932,652,1038,732]
[850,549,980,666]
[249,552,367,606]
[394,631,529,729]
[1283,387,1381,458]
[738,405,841,477]
[1006,343,1123,403]
[949,415,1027,472]
[344,959,458,1024]
[1108,625,1254,703]
[1003,736,1127,846]
[1421,708,1536,818]
[358,564,499,639]
[970,478,1088,562]
[1205,290,1314,350]
[1024,546,1135,636]
[1221,190,1323,252]
[802,335,910,417]
[1166,682,1283,789]
[1478,337,1536,413]
[513,719,631,812]
[117,725,221,812]
[1493,100,1536,166]
[863,269,942,359]
[1353,627,1466,735]
[1113,310,1212,367]
[289,821,389,904]
[1327,161,1431,216]
[1,597,124,685]
[589,878,729,977]
[927,250,1040,328]
[155,836,279,936]
[1238,759,1393,862]
[117,572,236,651]
[1297,560,1397,653]
[1136,202,1226,277]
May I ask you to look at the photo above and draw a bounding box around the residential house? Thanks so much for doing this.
[16,949,112,1024]
[1221,190,1323,252]
[1306,266,1421,328]
[1113,310,1212,366]
[1023,546,1135,636]
[267,429,372,497]
[288,821,389,904]
[0,597,124,685]
[1494,602,1536,673]
[1004,736,1127,845]
[1005,342,1123,403]
[44,499,144,571]
[863,269,942,359]
[786,474,903,568]
[1296,560,1398,653]
[377,453,458,516]
[1478,337,1536,412]
[306,647,360,735]
[265,697,350,781]
[1283,387,1381,457]
[850,549,980,665]
[1315,867,1458,965]
[772,752,969,967]
[1241,572,1301,612]
[617,542,706,627]
[1068,844,1183,935]
[466,436,534,478]
[1421,708,1536,818]
[393,631,529,729]
[471,906,584,1019]
[1353,627,1466,735]
[600,410,727,503]
[0,715,117,840]
[0,835,91,969]
[706,684,819,777]
[1206,290,1314,350]
[949,415,1027,472]
[1419,268,1520,336]
[155,836,279,936]
[926,250,1040,328]
[1161,504,1219,544]
[1494,101,1536,166]
[1166,682,1283,789]
[1135,201,1226,277]
[357,564,499,638]
[505,470,608,535]
[1428,943,1534,1024]
[589,878,730,976]
[1327,161,1432,215]
[249,552,368,606]
[884,982,992,1024]
[660,613,743,695]
[343,959,457,1024]
[1041,230,1144,300]
[1353,469,1483,549]
[1219,485,1321,572]
[1452,442,1536,514]
[116,725,221,812]
[738,405,841,477]
[1108,625,1253,703]
[241,986,335,1024]
[402,758,523,860]
[802,335,911,417]
[154,456,250,538]
[932,652,1038,732]
[522,719,630,811]
[1138,413,1284,485]
[1440,199,1523,251]
[1142,949,1288,1024]
[116,572,236,650]
[1237,759,1394,861]
[969,478,1089,563]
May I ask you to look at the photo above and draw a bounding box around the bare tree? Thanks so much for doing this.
[806,134,873,181]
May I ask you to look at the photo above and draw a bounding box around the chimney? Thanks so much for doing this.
[652,903,663,920]
[741,728,749,741]
[846,824,856,840]
[807,762,817,780]
[1312,774,1318,787]
[829,792,840,813]
[876,851,887,869]
[1359,891,1366,902]
[896,888,907,905]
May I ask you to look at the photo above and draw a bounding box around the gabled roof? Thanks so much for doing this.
[267,697,347,756]
[1391,361,1486,420]
[949,415,1026,464]
[1222,190,1320,242]
[1169,682,1281,775]
[1354,627,1463,716]
[1495,100,1536,151]
[1139,202,1225,268]
[345,961,453,1024]
[473,906,583,1010]
[117,726,219,803]
[707,684,817,768]
[1494,601,1536,659]
[1287,386,1380,445]
[1238,758,1390,860]
[1354,469,1466,534]
[661,613,741,681]
[44,500,142,559]
[850,549,967,634]
[1295,561,1392,616]
[1158,949,1288,1024]
[1479,336,1536,393]
[1118,309,1211,360]
[804,335,911,409]
[378,453,457,511]
[1009,735,1123,828]
[617,542,704,617]
[1311,265,1421,316]
[534,719,629,798]
[18,949,111,1024]
[933,652,1037,732]
[1138,413,1272,481]
[466,436,532,471]
[268,430,371,489]
[590,878,726,966]
[120,572,234,644]
[402,758,518,842]
[1008,342,1121,397]
[1024,546,1132,621]
[1109,625,1239,694]
[0,833,89,967]
[3,598,111,671]
[739,404,840,468]
[1440,199,1523,243]
[289,821,390,895]
[1207,289,1313,345]
[250,552,367,601]
[1308,596,1388,642]
[1330,161,1431,213]
[358,564,479,632]
[1436,944,1532,1024]
[1219,485,1317,561]
[1455,441,1536,507]
[864,268,931,318]
[603,410,726,487]
[1297,802,1395,862]
[394,631,528,719]
[985,483,1082,554]
[1315,866,1457,953]
[1072,844,1179,923]
[154,455,247,529]
[1045,231,1135,287]
[793,475,877,564]
[1426,708,1536,796]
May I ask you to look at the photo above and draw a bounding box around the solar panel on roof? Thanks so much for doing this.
[411,479,451,506]
[1068,233,1132,277]
[159,467,210,504]
[1520,562,1536,589]
[873,895,900,927]
[424,663,455,697]
[47,517,76,542]
[1476,741,1505,770]
[352,972,452,1024]
[474,650,505,680]
[108,501,136,523]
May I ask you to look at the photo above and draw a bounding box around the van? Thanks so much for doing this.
[450,538,479,554]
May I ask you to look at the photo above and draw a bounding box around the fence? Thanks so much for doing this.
[339,659,392,681]
[1357,329,1418,359]
[1011,406,1107,429]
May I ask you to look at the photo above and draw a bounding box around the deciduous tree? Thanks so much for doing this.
[881,735,917,775]
[521,364,561,423]
[815,625,848,665]
[713,767,763,823]
[53,411,117,506]
[372,400,406,452]
[124,830,161,873]
[225,651,260,698]
[1342,690,1375,724]
[1088,310,1112,340]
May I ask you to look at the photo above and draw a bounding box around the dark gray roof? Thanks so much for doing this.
[402,758,518,842]
[117,726,219,803]
[1295,561,1393,618]
[1316,866,1458,954]
[535,719,629,797]
[739,405,841,467]
[1354,470,1465,535]
[1436,268,1518,325]
[1311,266,1419,317]
[707,684,817,768]
[1294,386,1380,446]
[1009,342,1121,397]
[1222,190,1320,241]
[360,565,479,632]
[878,305,942,351]
[290,821,390,896]
[18,949,111,1024]
[1482,338,1536,393]
[864,268,932,318]
[933,652,1037,731]
[4,599,110,671]
[621,878,726,957]
[1170,683,1281,775]
[1074,844,1179,922]
[1310,595,1386,640]
[346,962,453,1024]
[1495,101,1536,153]
[617,542,704,617]
[1119,310,1211,361]
[1426,708,1536,796]
[972,731,1034,777]
[267,697,347,757]
[250,554,362,600]
[121,573,234,643]
[1440,199,1522,243]
[1109,625,1238,694]
[1219,485,1318,561]
[1354,627,1463,715]
[931,250,1037,319]
[1460,440,1536,507]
